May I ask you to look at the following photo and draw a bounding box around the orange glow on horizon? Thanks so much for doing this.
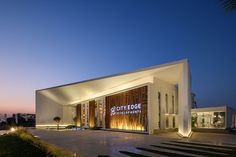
[0,83,36,116]
[0,102,35,116]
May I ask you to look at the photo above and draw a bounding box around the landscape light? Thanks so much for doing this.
[10,127,15,132]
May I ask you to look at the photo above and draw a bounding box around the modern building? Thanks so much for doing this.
[36,59,192,137]
[3,113,35,127]
[191,106,236,130]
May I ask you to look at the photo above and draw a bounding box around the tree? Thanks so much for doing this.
[53,116,61,130]
[220,0,236,11]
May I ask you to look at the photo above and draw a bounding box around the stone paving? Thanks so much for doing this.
[29,129,236,157]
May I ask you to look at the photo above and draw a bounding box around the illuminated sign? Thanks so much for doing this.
[110,103,141,116]
[105,86,148,131]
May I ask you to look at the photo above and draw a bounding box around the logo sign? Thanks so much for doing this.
[110,103,141,116]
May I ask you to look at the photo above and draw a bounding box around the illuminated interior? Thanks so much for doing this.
[192,111,225,129]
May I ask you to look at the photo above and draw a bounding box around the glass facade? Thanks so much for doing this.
[192,112,225,129]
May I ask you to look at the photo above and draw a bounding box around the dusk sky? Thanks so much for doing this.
[0,0,236,116]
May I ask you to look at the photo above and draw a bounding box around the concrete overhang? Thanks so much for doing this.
[36,59,187,105]
[191,106,227,113]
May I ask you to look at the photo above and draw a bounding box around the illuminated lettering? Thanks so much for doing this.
[110,103,142,116]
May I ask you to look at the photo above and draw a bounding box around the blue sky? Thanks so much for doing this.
[0,0,236,115]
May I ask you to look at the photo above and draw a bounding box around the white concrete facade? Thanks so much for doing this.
[36,59,192,137]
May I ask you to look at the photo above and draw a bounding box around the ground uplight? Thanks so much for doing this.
[10,127,16,132]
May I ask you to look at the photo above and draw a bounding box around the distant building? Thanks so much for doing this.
[14,113,35,127]
[0,113,7,123]
[6,113,35,127]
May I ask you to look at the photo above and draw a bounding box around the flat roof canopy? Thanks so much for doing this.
[191,106,228,113]
[37,59,186,105]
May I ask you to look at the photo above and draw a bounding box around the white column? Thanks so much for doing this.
[148,84,153,134]
[178,60,192,137]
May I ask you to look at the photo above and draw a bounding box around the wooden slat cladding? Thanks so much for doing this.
[105,86,148,131]
[89,100,96,128]
[76,104,81,127]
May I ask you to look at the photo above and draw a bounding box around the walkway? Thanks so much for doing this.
[30,129,236,157]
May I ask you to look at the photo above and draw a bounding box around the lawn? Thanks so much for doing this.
[0,134,46,157]
[0,129,74,157]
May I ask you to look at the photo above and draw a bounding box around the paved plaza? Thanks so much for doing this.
[30,129,236,157]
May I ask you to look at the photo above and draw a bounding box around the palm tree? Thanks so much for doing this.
[53,116,61,130]
[220,0,236,11]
